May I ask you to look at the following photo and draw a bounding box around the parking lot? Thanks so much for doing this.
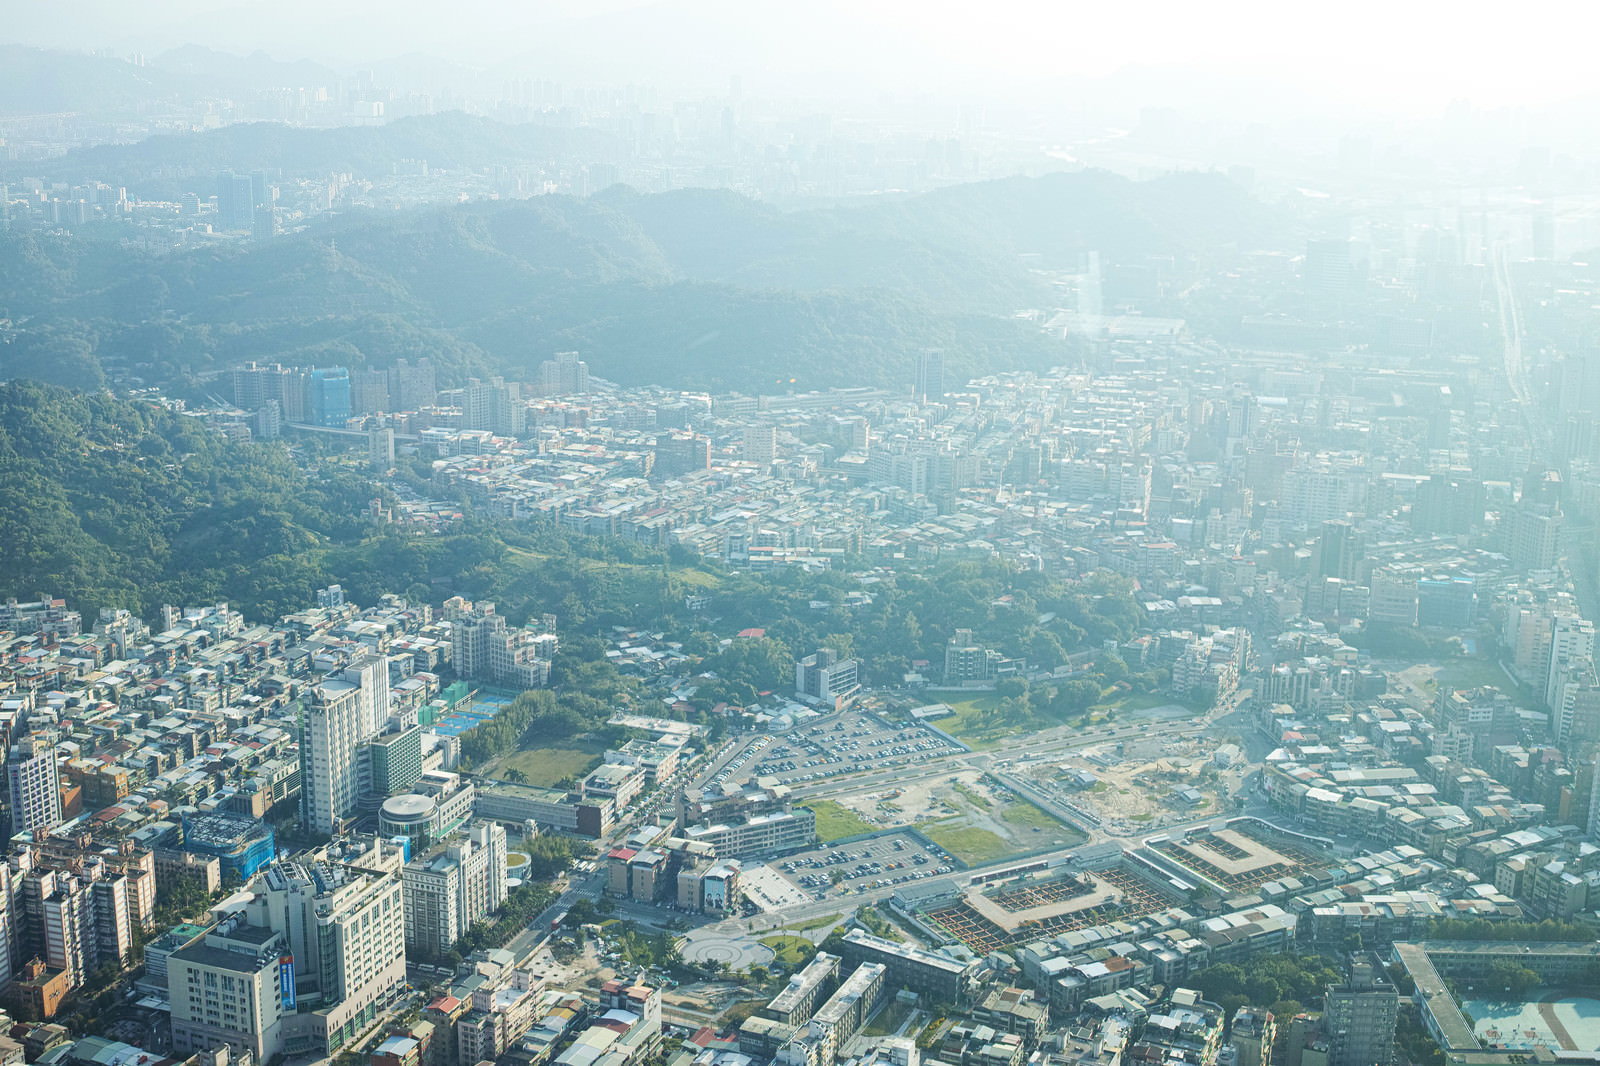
[770,829,958,900]
[689,712,963,794]
[749,713,964,788]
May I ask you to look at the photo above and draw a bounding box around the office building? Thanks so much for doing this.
[796,648,860,708]
[365,726,424,797]
[761,952,840,1026]
[1317,521,1364,582]
[8,736,63,837]
[400,822,507,957]
[839,928,972,1004]
[1322,955,1397,1066]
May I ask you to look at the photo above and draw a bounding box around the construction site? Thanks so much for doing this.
[1144,822,1327,896]
[912,857,1182,955]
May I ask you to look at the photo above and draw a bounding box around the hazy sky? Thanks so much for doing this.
[7,0,1596,116]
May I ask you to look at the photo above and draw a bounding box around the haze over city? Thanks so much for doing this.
[3,5,1600,1066]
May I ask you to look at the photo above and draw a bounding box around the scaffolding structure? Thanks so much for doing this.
[920,863,1181,955]
[1151,822,1326,895]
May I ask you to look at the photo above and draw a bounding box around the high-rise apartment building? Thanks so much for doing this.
[368,426,395,472]
[539,351,589,396]
[743,423,777,466]
[8,735,63,837]
[400,822,507,958]
[442,597,555,689]
[1511,508,1562,572]
[387,358,437,410]
[300,681,366,836]
[914,349,944,404]
[1587,755,1600,841]
[351,368,391,414]
[1322,955,1397,1066]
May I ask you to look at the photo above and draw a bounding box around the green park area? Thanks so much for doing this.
[760,936,815,969]
[808,799,878,842]
[927,697,1013,748]
[495,736,608,787]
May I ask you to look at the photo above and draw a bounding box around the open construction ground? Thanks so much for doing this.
[805,768,1089,867]
[1009,728,1249,835]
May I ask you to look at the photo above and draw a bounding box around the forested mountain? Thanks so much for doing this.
[0,382,1150,703]
[0,167,1279,394]
[3,114,620,199]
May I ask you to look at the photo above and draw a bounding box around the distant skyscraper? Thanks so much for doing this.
[540,351,590,396]
[1318,520,1365,582]
[7,735,62,837]
[1305,239,1355,305]
[914,349,944,405]
[216,170,256,231]
[743,423,777,466]
[309,367,352,427]
[1588,754,1600,840]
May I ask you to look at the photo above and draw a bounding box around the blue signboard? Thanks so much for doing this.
[280,956,296,1010]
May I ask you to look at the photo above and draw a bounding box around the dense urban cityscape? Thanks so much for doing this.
[5,10,1600,1066]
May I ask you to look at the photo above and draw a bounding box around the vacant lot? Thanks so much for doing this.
[918,822,1013,865]
[808,799,879,842]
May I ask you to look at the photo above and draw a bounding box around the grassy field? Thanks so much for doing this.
[1433,659,1538,706]
[926,697,1013,749]
[917,821,1013,865]
[760,936,815,970]
[1092,690,1186,713]
[999,799,1078,836]
[495,737,607,787]
[808,800,878,842]
[779,913,842,934]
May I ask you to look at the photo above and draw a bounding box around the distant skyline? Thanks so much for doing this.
[5,0,1596,119]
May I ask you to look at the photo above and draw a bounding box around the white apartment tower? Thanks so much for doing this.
[300,681,366,836]
[7,735,62,837]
